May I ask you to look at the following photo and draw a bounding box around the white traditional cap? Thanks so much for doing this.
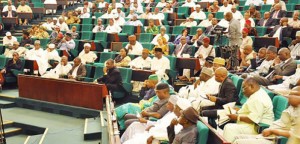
[231,5,236,9]
[53,17,58,20]
[49,44,55,49]
[84,43,91,47]
[34,40,40,44]
[13,41,19,45]
[113,13,119,18]
[169,95,179,105]
[6,32,11,36]
[201,67,214,77]
[296,31,300,37]
[176,98,192,110]
[195,4,201,8]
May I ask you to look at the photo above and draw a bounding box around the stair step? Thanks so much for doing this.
[0,100,16,108]
[3,120,14,128]
[84,117,102,140]
[1,127,22,137]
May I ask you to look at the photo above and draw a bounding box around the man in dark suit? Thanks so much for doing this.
[97,59,123,93]
[2,6,17,31]
[270,3,286,19]
[173,36,192,57]
[268,17,292,47]
[67,57,87,80]
[204,18,223,36]
[201,67,238,128]
[253,48,297,86]
[2,6,17,17]
[0,52,22,87]
[257,12,275,27]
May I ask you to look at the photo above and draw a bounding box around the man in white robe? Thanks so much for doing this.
[25,40,48,75]
[42,56,72,79]
[3,32,17,46]
[44,44,61,68]
[125,35,143,55]
[78,43,97,64]
[129,49,152,69]
[151,48,170,80]
[122,97,191,144]
[151,27,169,45]
[4,41,27,58]
[104,19,122,34]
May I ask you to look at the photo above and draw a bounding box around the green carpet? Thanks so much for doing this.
[2,108,100,144]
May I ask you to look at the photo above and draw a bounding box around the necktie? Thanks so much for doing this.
[279,27,283,41]
[263,19,267,26]
[8,11,12,17]
[273,11,279,19]
[176,44,184,56]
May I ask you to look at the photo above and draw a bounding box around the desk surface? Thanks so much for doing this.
[18,75,108,110]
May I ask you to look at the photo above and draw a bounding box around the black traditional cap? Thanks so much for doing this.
[155,83,169,90]
[65,32,72,37]
[154,48,163,53]
[205,56,214,64]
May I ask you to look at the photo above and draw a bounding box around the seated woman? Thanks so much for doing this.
[173,29,190,45]
[114,48,131,67]
[152,37,169,55]
[0,52,22,87]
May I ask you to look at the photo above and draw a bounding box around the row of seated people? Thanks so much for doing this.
[115,54,300,143]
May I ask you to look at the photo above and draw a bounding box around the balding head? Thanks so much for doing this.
[214,67,228,83]
[243,45,253,55]
[258,47,267,59]
[242,78,260,97]
[225,12,233,21]
[278,48,291,61]
[128,35,137,45]
[264,12,270,19]
[274,3,281,11]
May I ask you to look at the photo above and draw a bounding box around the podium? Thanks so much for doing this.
[2,17,18,25]
[176,57,201,77]
[132,69,155,81]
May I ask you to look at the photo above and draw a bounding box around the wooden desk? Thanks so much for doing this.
[57,0,68,7]
[253,37,279,51]
[132,69,155,81]
[32,7,45,19]
[17,12,33,19]
[176,57,201,77]
[18,75,108,110]
[44,4,58,10]
[2,17,18,24]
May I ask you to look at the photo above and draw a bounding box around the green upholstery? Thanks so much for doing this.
[81,24,93,31]
[172,26,186,35]
[139,33,153,43]
[215,12,224,19]
[243,5,250,11]
[34,3,44,7]
[121,25,135,35]
[227,73,233,78]
[286,4,295,11]
[261,5,272,11]
[166,56,177,82]
[94,12,103,18]
[239,0,246,6]
[168,44,175,55]
[69,24,81,31]
[122,42,128,48]
[74,39,79,50]
[196,121,209,144]
[256,26,267,36]
[177,7,189,18]
[258,95,288,132]
[288,0,300,4]
[99,52,115,63]
[82,18,93,24]
[141,43,154,51]
[93,64,104,79]
[262,87,275,100]
[238,89,247,106]
[16,36,22,43]
[112,67,133,98]
[81,31,93,40]
[230,75,243,95]
[273,95,288,120]
[278,136,288,144]
[39,38,50,48]
[0,55,8,69]
[189,26,205,35]
[296,60,300,65]
[32,0,42,3]
[94,32,108,48]
[83,64,93,82]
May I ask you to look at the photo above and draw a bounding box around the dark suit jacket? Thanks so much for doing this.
[273,58,297,76]
[2,10,17,17]
[97,67,123,92]
[204,25,223,35]
[67,64,87,78]
[215,77,238,109]
[270,10,286,19]
[257,18,275,27]
[4,59,22,76]
[173,44,192,57]
[268,25,292,38]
